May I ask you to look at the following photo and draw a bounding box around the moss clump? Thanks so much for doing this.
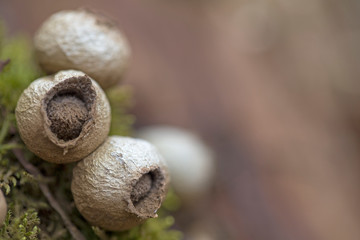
[94,216,182,240]
[107,85,135,137]
[0,22,181,240]
[0,208,41,240]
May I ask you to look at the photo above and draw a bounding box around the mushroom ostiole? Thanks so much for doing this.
[44,76,96,142]
[131,172,153,205]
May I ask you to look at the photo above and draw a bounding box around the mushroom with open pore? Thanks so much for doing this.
[15,70,111,163]
[71,136,170,231]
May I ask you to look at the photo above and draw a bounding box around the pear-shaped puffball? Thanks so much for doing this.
[15,70,111,163]
[71,136,169,231]
[137,126,215,200]
[0,191,7,226]
[34,9,131,89]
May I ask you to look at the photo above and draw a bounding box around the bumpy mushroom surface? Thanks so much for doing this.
[15,70,111,163]
[34,9,131,89]
[71,136,169,231]
[0,191,7,226]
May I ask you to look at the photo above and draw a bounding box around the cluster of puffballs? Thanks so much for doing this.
[10,9,170,231]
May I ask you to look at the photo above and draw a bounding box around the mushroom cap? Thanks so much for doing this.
[34,9,131,89]
[15,70,111,163]
[137,126,215,200]
[0,191,7,226]
[71,136,170,231]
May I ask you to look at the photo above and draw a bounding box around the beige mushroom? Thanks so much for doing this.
[137,126,215,201]
[15,70,111,163]
[34,9,131,89]
[71,136,169,231]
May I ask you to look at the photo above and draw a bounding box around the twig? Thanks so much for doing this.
[12,148,86,240]
[0,59,10,73]
[0,114,11,144]
[0,143,23,151]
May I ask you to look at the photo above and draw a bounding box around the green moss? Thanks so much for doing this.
[0,22,182,240]
[107,85,135,137]
[0,208,41,240]
[112,216,182,240]
[0,24,40,111]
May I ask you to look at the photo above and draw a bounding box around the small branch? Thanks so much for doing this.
[0,114,11,144]
[0,143,23,151]
[12,148,86,240]
[0,59,10,73]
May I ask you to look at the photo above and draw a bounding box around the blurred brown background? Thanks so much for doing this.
[2,0,360,239]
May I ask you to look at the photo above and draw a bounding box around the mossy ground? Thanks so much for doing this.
[0,22,182,240]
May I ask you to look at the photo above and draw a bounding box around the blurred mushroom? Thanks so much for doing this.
[137,126,215,202]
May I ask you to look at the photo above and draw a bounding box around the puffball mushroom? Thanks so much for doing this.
[71,136,169,231]
[137,126,215,200]
[0,191,7,226]
[15,70,111,164]
[34,9,131,89]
